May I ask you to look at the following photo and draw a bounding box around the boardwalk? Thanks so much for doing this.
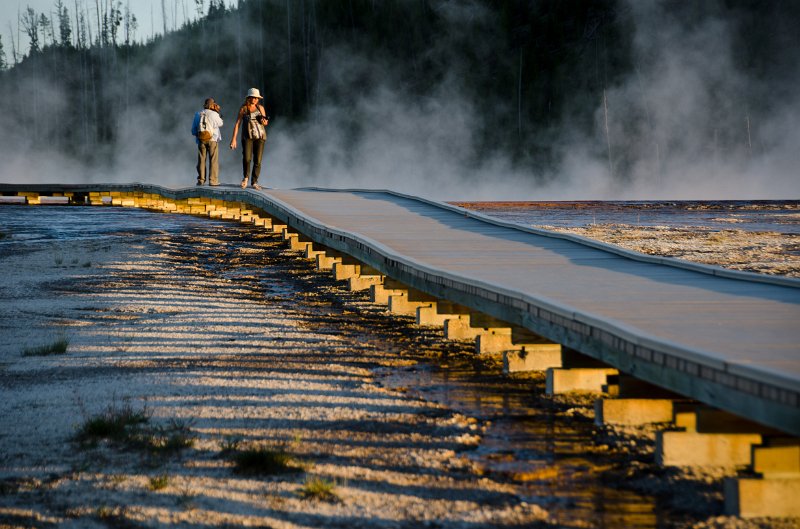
[2,184,799,435]
[266,188,800,435]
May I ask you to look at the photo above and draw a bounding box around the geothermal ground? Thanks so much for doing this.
[0,206,797,529]
[542,224,800,278]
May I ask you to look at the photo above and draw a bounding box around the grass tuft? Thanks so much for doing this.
[219,435,243,454]
[232,445,301,476]
[142,420,195,454]
[177,485,197,510]
[148,474,170,491]
[298,476,338,502]
[76,402,150,445]
[22,336,69,356]
[76,404,196,456]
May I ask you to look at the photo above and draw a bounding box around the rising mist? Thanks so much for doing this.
[0,0,798,200]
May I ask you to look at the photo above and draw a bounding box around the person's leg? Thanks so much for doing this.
[242,138,253,187]
[208,141,219,185]
[251,139,265,185]
[196,143,207,185]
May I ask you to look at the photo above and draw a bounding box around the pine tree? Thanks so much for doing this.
[38,13,52,49]
[21,7,40,54]
[56,0,72,48]
[0,34,7,71]
[124,3,138,46]
[110,1,123,47]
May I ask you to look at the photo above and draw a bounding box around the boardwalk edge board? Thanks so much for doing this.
[2,182,798,436]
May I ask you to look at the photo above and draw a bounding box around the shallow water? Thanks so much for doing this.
[454,200,800,234]
[1,204,700,528]
[383,358,679,529]
[0,204,210,246]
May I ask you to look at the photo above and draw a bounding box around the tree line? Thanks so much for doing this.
[0,1,234,64]
[0,0,796,179]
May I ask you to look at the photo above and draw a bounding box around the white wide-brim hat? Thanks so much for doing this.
[246,88,263,99]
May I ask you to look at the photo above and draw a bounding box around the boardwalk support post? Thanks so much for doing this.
[595,398,674,426]
[416,302,471,326]
[656,431,763,467]
[546,368,619,394]
[349,275,384,291]
[723,440,800,517]
[724,476,800,517]
[388,290,438,316]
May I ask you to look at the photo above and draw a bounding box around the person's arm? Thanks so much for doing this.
[230,108,243,149]
[211,108,223,128]
[191,112,199,136]
[259,105,268,126]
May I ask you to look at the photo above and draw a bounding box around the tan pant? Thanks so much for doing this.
[197,141,219,185]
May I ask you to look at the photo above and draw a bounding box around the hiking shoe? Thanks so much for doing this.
[240,179,248,188]
[252,183,262,190]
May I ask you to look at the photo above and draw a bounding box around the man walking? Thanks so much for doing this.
[191,98,224,186]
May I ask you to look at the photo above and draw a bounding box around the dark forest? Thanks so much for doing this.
[1,0,798,199]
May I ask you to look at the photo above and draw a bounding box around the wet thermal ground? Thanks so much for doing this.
[452,200,800,234]
[0,204,764,528]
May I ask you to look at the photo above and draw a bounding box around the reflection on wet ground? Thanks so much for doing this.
[380,359,681,529]
[1,205,699,528]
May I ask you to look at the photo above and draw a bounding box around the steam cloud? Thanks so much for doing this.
[553,0,800,200]
[0,1,798,200]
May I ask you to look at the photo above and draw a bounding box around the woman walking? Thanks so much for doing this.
[229,88,269,190]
